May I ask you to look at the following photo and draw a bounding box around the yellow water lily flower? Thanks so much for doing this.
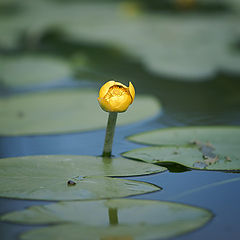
[98,81,135,113]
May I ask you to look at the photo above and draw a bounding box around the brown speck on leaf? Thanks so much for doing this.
[205,141,215,149]
[173,151,179,155]
[224,156,232,162]
[17,111,24,118]
[203,156,219,166]
[190,140,215,150]
[189,140,201,146]
[193,161,207,169]
[67,180,76,186]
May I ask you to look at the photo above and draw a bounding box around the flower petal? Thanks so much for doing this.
[97,97,112,112]
[113,81,128,88]
[129,82,135,104]
[109,95,132,112]
[99,81,115,98]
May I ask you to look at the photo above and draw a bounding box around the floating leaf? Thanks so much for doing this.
[0,89,161,136]
[0,155,164,200]
[1,1,239,80]
[127,126,240,146]
[123,146,201,168]
[122,146,233,170]
[125,126,240,170]
[61,3,240,81]
[1,199,213,240]
[0,19,21,49]
[0,55,72,87]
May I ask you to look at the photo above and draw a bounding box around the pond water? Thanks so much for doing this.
[1,1,240,239]
[1,72,240,239]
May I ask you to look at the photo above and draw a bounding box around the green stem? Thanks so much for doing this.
[108,208,119,226]
[102,112,118,157]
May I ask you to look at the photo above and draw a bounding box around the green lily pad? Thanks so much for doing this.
[0,19,21,49]
[1,199,213,240]
[125,126,240,170]
[127,126,240,146]
[123,146,240,170]
[123,146,202,168]
[0,155,164,200]
[0,55,72,87]
[61,3,240,81]
[2,0,239,81]
[0,89,161,136]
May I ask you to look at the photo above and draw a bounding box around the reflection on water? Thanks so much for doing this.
[101,233,133,240]
[108,208,119,226]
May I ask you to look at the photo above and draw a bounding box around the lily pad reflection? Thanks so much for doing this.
[1,199,213,240]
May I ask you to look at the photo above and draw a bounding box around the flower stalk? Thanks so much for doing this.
[102,112,118,157]
[108,207,119,225]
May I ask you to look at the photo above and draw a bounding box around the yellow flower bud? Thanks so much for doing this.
[98,81,135,113]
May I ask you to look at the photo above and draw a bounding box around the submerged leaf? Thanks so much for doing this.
[0,89,161,136]
[1,199,213,240]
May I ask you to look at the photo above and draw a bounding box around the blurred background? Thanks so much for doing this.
[1,1,240,239]
[0,0,240,125]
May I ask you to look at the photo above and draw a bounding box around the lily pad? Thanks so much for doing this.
[61,3,240,81]
[0,155,164,200]
[0,18,21,49]
[1,199,213,240]
[1,1,240,81]
[125,126,240,170]
[127,126,240,146]
[0,89,161,136]
[123,146,240,170]
[123,146,202,168]
[0,55,72,87]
